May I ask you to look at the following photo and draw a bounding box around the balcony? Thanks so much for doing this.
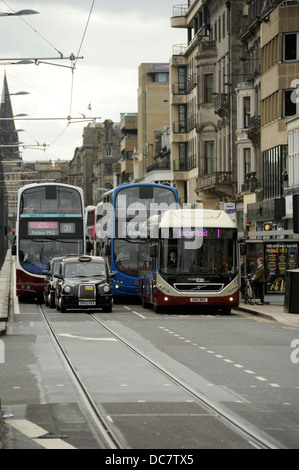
[214,94,229,118]
[173,155,197,172]
[146,158,170,174]
[172,44,188,56]
[196,172,233,193]
[197,39,217,58]
[172,115,196,134]
[240,173,261,193]
[246,115,261,145]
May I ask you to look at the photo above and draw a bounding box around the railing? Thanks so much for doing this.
[172,82,187,95]
[172,1,197,17]
[214,94,229,109]
[172,4,189,17]
[197,172,232,190]
[172,115,196,134]
[146,159,170,173]
[198,40,217,55]
[173,155,197,172]
[172,44,188,56]
[248,116,261,128]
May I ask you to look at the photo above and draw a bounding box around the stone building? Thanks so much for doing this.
[170,0,244,207]
[68,120,121,206]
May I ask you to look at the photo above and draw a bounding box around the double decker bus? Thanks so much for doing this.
[13,183,86,300]
[139,208,240,313]
[95,183,179,297]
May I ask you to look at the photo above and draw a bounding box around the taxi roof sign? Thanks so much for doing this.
[78,256,92,262]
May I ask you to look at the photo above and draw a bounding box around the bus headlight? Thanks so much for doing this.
[64,285,71,293]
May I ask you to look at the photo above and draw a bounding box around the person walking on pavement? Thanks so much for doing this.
[252,257,265,305]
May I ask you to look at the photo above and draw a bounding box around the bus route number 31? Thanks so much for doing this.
[60,223,76,234]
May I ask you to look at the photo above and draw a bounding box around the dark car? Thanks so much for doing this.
[54,255,113,313]
[43,256,66,308]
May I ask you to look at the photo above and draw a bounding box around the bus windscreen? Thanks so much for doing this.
[20,186,82,218]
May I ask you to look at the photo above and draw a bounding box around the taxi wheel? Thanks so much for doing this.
[44,292,49,306]
[60,299,66,313]
[49,294,55,309]
[102,304,112,313]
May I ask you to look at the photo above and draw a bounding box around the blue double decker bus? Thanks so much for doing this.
[95,183,179,297]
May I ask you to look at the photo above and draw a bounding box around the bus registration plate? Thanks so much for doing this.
[190,298,208,303]
[79,301,96,306]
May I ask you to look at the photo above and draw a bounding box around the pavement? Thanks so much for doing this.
[237,300,299,329]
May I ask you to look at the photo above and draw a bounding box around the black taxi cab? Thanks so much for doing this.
[54,256,113,313]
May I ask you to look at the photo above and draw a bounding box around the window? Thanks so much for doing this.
[284,33,299,61]
[178,105,187,132]
[243,97,251,128]
[178,67,187,93]
[179,143,187,170]
[205,141,215,174]
[155,72,169,83]
[284,90,298,117]
[204,74,213,102]
[244,148,251,179]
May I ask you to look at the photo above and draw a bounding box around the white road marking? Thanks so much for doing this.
[133,310,146,319]
[7,419,76,449]
[58,333,117,341]
[255,376,267,382]
[157,321,284,390]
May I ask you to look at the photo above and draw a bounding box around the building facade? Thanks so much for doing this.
[68,120,121,206]
[170,0,244,207]
[134,63,173,185]
[119,113,137,184]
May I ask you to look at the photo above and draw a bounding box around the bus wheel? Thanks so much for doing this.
[154,304,164,314]
[221,306,231,314]
[142,295,151,309]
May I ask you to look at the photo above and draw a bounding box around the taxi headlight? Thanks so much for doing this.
[102,284,110,293]
[64,285,71,294]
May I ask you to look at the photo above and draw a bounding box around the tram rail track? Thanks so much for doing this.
[39,305,124,449]
[40,305,282,450]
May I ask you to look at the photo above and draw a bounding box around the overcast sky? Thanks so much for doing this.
[0,0,186,162]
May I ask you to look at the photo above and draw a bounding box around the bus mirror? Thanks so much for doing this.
[150,244,157,258]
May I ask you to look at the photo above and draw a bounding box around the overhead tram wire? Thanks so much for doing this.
[1,0,63,58]
[1,0,97,157]
[69,0,96,117]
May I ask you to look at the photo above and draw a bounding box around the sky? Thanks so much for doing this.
[0,0,186,162]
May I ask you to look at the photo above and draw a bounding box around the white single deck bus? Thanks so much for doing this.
[139,209,240,313]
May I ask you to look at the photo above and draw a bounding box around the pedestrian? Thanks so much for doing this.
[252,257,265,305]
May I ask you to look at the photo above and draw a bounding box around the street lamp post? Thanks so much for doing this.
[0,9,39,17]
